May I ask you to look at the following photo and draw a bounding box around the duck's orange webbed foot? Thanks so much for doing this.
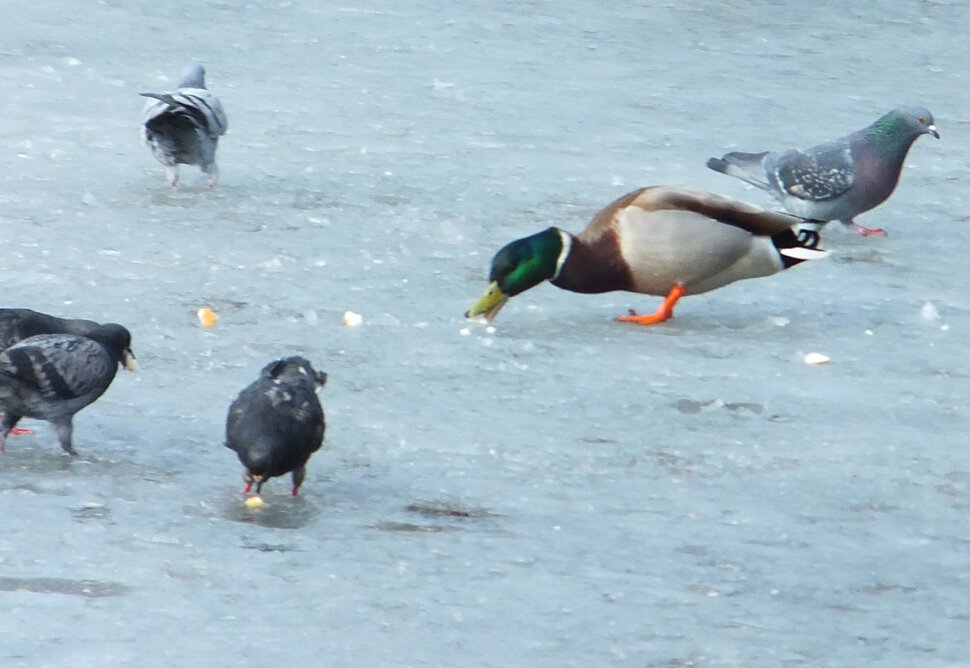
[616,284,685,326]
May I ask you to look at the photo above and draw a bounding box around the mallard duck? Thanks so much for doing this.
[466,186,828,325]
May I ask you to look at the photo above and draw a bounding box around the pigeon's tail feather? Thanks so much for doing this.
[143,111,208,172]
[141,90,227,137]
[139,92,180,106]
[707,151,772,191]
[146,105,209,135]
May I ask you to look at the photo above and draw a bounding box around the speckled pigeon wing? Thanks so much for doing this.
[0,336,113,400]
[768,144,855,202]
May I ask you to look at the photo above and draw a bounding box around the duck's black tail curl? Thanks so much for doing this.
[773,226,828,268]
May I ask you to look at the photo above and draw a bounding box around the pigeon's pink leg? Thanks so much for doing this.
[10,427,33,435]
[290,466,306,496]
[844,219,887,237]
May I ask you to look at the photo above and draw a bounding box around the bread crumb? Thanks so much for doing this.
[197,307,218,329]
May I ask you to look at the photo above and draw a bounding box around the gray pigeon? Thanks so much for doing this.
[0,308,124,436]
[225,356,327,496]
[140,64,228,187]
[707,106,939,236]
[0,326,136,455]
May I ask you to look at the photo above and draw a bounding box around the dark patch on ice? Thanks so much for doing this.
[832,250,888,265]
[240,539,303,553]
[183,298,248,313]
[71,502,111,521]
[372,521,456,533]
[650,450,704,477]
[148,189,209,208]
[856,583,918,596]
[0,445,82,473]
[405,500,495,518]
[847,502,901,513]
[291,189,328,210]
[579,436,619,444]
[646,657,706,668]
[674,398,764,415]
[7,482,72,496]
[674,544,710,557]
[222,497,316,529]
[675,398,722,414]
[725,402,764,414]
[0,576,131,598]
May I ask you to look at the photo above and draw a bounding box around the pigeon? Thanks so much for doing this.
[140,64,228,187]
[0,325,136,455]
[707,106,939,236]
[0,308,106,350]
[0,308,125,436]
[225,357,328,496]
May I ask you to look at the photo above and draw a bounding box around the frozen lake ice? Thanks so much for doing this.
[1,1,969,666]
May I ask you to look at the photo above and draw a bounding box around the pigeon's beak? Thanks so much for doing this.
[928,124,940,139]
[122,349,138,372]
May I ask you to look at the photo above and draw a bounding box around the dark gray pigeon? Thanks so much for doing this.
[0,308,125,436]
[225,356,327,496]
[707,106,939,236]
[0,308,105,350]
[140,64,228,187]
[0,326,136,455]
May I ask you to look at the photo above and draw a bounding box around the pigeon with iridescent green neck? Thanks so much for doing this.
[707,106,939,236]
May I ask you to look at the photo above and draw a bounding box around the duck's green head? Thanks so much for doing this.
[466,227,566,322]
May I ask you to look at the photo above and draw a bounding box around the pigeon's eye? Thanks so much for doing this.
[918,116,926,124]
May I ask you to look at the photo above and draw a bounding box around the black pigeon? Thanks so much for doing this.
[0,309,129,436]
[225,356,327,496]
[0,308,107,350]
[0,325,136,454]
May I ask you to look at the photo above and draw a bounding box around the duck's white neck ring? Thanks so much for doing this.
[551,229,572,282]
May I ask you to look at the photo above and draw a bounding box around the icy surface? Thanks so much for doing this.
[1,1,969,666]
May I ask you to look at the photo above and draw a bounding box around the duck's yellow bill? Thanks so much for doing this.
[465,281,509,322]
